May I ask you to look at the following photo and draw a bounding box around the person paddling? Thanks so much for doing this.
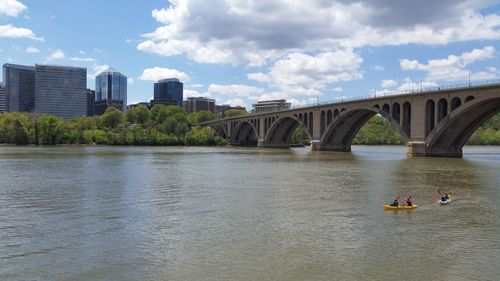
[390,196,400,207]
[405,196,413,206]
[438,190,450,202]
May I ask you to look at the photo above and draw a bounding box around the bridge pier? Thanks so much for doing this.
[406,141,426,157]
[310,140,321,151]
[406,141,463,157]
[258,139,265,148]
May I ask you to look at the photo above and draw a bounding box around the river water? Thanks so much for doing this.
[0,145,499,281]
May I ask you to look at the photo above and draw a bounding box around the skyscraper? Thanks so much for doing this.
[95,67,127,111]
[3,63,36,112]
[35,64,87,119]
[0,82,6,113]
[152,78,183,107]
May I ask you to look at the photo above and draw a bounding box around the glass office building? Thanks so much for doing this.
[35,64,87,119]
[3,63,36,112]
[0,82,6,113]
[95,67,127,111]
[153,78,183,107]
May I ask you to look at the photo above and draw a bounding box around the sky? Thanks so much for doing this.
[1,0,500,109]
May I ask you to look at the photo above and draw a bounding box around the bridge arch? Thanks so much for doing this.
[426,96,500,157]
[451,97,462,111]
[230,120,259,146]
[263,116,311,148]
[213,124,228,139]
[437,98,448,122]
[320,106,410,151]
[425,99,436,137]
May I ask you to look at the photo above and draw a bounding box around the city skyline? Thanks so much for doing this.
[1,0,499,109]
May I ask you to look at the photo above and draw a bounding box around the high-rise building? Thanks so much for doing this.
[35,64,87,119]
[86,89,95,116]
[3,63,36,112]
[0,82,6,113]
[95,67,127,112]
[252,99,291,113]
[184,97,215,113]
[152,78,183,107]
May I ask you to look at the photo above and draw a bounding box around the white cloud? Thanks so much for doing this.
[25,46,39,53]
[89,64,110,78]
[397,78,439,92]
[331,87,343,92]
[223,98,246,107]
[381,79,398,88]
[258,91,290,101]
[373,65,385,71]
[400,46,497,81]
[139,67,190,82]
[208,84,264,97]
[0,24,43,41]
[70,57,94,62]
[247,72,270,83]
[270,50,363,89]
[48,49,65,60]
[138,1,500,66]
[184,89,211,98]
[128,78,134,84]
[0,0,27,17]
[250,49,363,99]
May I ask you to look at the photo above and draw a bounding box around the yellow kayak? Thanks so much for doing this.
[383,205,418,210]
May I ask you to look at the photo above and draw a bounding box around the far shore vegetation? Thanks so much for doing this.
[0,105,499,146]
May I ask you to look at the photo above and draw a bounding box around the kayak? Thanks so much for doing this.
[439,199,451,205]
[383,205,418,210]
[438,195,452,205]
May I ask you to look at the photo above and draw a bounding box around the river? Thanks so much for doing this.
[0,145,499,280]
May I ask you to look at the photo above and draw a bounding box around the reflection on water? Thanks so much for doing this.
[0,145,499,280]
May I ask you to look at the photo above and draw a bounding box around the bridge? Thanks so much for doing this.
[202,81,500,157]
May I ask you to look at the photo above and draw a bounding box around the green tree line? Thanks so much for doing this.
[0,105,247,146]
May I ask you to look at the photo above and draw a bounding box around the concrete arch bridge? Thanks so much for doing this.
[203,82,500,157]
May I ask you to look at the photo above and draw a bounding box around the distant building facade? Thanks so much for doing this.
[127,102,151,110]
[35,64,87,119]
[95,67,127,112]
[0,82,6,113]
[152,78,183,107]
[252,99,291,113]
[215,104,246,113]
[86,89,95,116]
[184,97,215,113]
[3,63,36,112]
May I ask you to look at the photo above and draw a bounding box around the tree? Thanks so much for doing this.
[290,126,309,144]
[100,107,124,129]
[39,115,63,144]
[224,109,247,117]
[0,113,30,144]
[187,111,214,125]
[184,126,226,145]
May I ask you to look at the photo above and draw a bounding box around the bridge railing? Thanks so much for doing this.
[206,79,500,123]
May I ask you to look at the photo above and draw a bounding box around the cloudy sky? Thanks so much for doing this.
[1,0,499,108]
